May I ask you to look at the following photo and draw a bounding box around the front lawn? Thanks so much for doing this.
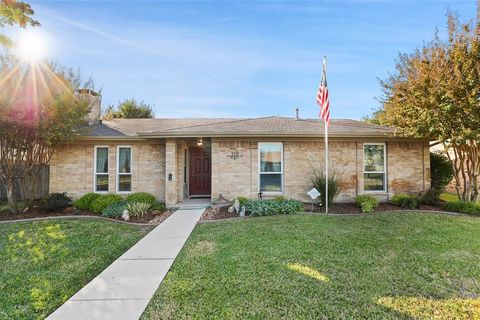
[0,219,149,320]
[142,213,480,319]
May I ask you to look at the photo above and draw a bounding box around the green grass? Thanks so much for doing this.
[0,219,149,320]
[142,213,480,320]
[440,193,459,202]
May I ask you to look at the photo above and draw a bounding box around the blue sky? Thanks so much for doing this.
[16,1,477,119]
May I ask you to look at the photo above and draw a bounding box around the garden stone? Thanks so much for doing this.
[122,210,130,221]
[228,206,235,213]
[233,199,240,213]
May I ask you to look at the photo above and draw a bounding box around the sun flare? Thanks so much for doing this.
[15,30,48,63]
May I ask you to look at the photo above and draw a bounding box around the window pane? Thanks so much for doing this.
[364,173,385,191]
[364,145,385,172]
[96,175,108,192]
[96,148,108,173]
[260,174,282,192]
[119,148,131,173]
[118,175,131,192]
[260,144,282,173]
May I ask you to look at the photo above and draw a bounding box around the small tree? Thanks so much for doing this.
[102,98,154,119]
[372,11,480,202]
[0,60,91,213]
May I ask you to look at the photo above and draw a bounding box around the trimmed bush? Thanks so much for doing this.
[91,194,123,213]
[73,193,101,211]
[311,169,341,207]
[422,152,455,205]
[150,202,166,212]
[444,201,480,215]
[244,198,303,217]
[355,195,379,214]
[125,202,151,217]
[102,201,128,218]
[126,192,156,205]
[42,193,72,212]
[391,194,421,209]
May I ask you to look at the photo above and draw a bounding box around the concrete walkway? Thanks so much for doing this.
[47,208,204,320]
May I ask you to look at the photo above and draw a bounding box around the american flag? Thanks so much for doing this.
[316,63,330,126]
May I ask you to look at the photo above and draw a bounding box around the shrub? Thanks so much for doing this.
[244,199,303,217]
[422,152,455,205]
[73,192,101,211]
[150,202,166,212]
[102,201,128,218]
[126,202,151,217]
[430,152,454,192]
[311,169,341,207]
[126,192,156,205]
[236,196,249,207]
[391,193,421,209]
[42,192,72,212]
[444,201,480,215]
[91,194,123,213]
[355,195,379,214]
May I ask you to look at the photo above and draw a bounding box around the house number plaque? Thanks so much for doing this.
[226,151,243,160]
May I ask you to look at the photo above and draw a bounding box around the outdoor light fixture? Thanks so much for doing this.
[196,139,203,146]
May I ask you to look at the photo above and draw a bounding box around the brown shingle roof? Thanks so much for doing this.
[84,117,397,138]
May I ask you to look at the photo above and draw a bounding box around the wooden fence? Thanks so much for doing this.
[0,166,49,201]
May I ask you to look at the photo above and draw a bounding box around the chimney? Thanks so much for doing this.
[295,107,300,120]
[78,89,101,125]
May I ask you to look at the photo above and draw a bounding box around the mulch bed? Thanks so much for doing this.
[201,205,240,221]
[200,202,447,221]
[304,202,445,214]
[0,206,175,224]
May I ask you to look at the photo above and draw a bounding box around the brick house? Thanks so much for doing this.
[49,116,431,206]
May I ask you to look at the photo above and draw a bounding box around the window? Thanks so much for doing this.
[364,143,386,192]
[117,146,132,192]
[259,142,283,193]
[94,146,109,192]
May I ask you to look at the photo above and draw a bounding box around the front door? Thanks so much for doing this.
[189,147,211,196]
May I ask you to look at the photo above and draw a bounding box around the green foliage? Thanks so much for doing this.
[41,192,72,213]
[244,198,303,217]
[430,152,454,191]
[444,201,480,215]
[126,192,156,205]
[125,202,151,217]
[102,201,128,218]
[150,202,166,212]
[73,193,102,211]
[236,196,249,207]
[0,0,40,48]
[91,194,123,213]
[355,195,379,214]
[311,169,341,207]
[102,98,154,119]
[391,194,421,209]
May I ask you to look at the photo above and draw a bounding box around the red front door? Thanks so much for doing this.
[189,147,211,196]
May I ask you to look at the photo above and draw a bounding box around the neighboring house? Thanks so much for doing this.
[49,107,431,207]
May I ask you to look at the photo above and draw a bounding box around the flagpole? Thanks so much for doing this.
[324,57,329,214]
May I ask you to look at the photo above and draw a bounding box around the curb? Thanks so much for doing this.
[0,215,158,226]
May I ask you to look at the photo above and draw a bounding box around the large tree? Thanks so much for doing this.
[0,59,92,213]
[372,12,480,202]
[102,98,155,119]
[0,0,39,48]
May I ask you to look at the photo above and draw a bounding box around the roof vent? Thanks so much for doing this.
[295,107,300,120]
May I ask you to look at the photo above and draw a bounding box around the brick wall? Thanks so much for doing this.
[211,138,430,203]
[50,141,165,201]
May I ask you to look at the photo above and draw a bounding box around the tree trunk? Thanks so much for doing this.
[6,178,18,214]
